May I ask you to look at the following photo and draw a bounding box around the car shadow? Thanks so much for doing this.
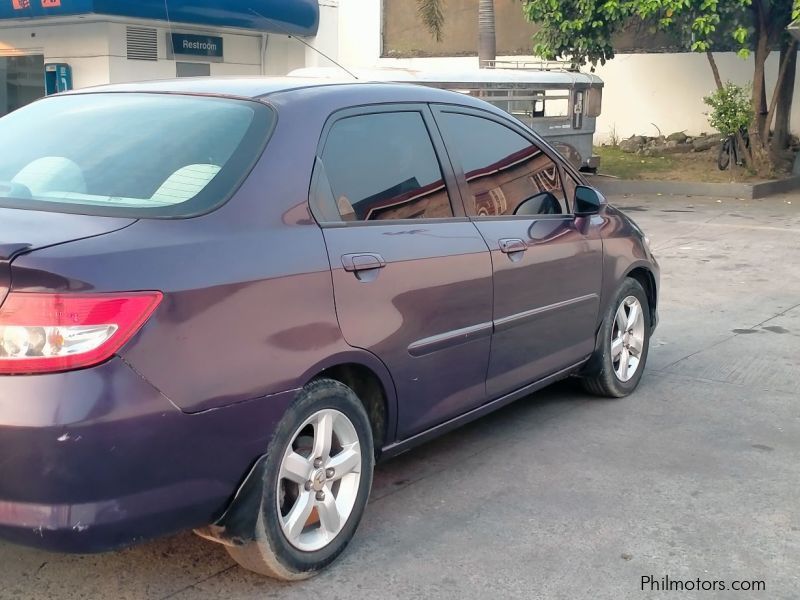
[369,378,589,501]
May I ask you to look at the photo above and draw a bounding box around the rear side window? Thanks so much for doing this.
[319,112,453,222]
[437,112,567,217]
[0,93,274,218]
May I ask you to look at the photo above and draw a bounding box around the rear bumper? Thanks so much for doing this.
[0,358,296,553]
[0,482,227,553]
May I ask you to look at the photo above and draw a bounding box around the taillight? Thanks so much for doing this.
[0,292,162,375]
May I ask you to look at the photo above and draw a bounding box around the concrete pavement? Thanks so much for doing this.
[1,193,798,599]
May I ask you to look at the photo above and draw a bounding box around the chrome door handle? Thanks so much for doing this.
[499,238,527,254]
[341,253,386,272]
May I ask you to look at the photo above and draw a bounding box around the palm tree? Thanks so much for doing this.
[416,0,497,68]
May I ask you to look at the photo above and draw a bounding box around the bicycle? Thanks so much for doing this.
[718,128,750,171]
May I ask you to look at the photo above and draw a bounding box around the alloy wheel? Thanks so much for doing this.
[611,296,646,382]
[276,409,362,552]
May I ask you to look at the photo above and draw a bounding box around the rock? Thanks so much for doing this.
[667,131,688,143]
[692,134,724,152]
[664,143,693,154]
[643,142,693,156]
[619,135,646,153]
[644,136,666,150]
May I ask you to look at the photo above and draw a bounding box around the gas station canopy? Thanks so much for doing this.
[0,0,320,36]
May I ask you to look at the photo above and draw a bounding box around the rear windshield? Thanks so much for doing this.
[0,93,274,218]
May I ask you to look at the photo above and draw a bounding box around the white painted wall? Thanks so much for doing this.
[336,0,799,142]
[338,0,380,70]
[307,1,340,69]
[263,34,307,76]
[0,21,112,89]
[106,22,263,84]
[592,51,790,142]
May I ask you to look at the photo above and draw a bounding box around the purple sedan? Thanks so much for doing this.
[0,78,659,579]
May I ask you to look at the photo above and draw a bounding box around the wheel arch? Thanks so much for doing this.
[195,351,397,549]
[297,350,398,453]
[582,263,658,378]
[312,363,390,454]
[623,265,658,330]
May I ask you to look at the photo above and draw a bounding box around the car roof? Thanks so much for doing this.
[62,76,495,110]
[65,77,347,98]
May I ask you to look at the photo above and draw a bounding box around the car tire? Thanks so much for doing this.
[226,378,374,580]
[581,278,651,398]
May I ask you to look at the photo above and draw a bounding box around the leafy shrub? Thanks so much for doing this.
[703,82,753,137]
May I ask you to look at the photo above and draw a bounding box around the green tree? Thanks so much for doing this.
[521,0,798,174]
[416,0,498,67]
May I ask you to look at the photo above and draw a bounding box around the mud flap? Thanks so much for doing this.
[194,454,268,547]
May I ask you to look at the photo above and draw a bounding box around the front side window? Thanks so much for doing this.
[320,112,453,222]
[437,112,567,217]
[0,93,274,218]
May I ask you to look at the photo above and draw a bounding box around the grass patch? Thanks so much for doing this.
[594,146,675,180]
[594,145,766,183]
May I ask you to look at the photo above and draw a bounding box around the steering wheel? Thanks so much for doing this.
[0,181,32,199]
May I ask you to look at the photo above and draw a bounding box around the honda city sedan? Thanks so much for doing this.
[0,78,659,580]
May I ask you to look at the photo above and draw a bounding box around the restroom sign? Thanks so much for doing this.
[171,33,224,58]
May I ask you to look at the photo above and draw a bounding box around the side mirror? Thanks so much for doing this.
[574,185,603,216]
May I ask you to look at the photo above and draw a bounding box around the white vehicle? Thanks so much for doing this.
[292,62,604,172]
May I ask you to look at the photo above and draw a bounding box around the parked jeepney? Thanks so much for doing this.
[292,62,604,172]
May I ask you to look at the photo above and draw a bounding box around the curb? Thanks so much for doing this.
[589,175,800,199]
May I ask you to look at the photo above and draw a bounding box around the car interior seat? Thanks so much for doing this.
[151,164,222,204]
[13,156,87,196]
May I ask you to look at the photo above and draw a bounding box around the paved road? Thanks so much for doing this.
[1,193,798,599]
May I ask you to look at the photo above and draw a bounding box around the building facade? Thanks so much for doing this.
[0,0,338,116]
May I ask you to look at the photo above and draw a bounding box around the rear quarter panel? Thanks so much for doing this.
[9,99,396,420]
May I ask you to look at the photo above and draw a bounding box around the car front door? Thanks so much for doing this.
[310,105,494,439]
[434,106,603,398]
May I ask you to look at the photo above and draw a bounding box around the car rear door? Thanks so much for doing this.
[311,105,494,439]
[433,106,603,398]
